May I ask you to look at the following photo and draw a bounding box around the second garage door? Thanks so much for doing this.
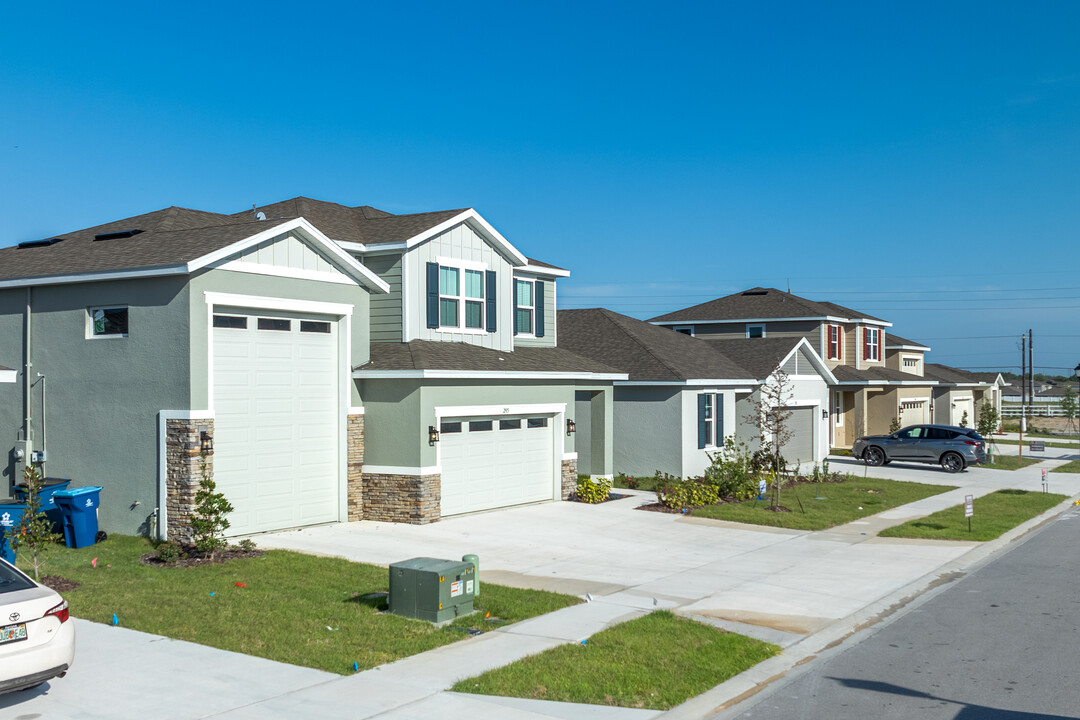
[782,406,816,466]
[439,415,555,516]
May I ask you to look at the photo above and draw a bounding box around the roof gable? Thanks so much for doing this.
[649,287,890,326]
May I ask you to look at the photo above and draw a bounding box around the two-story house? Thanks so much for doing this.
[649,288,942,447]
[0,198,622,541]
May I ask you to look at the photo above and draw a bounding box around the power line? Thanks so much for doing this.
[562,286,1080,299]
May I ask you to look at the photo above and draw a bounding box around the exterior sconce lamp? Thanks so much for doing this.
[199,425,213,453]
[566,418,576,435]
[822,409,829,420]
[428,425,440,445]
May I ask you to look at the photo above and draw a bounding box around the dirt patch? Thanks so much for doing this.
[856,488,884,494]
[41,575,80,592]
[636,502,691,514]
[141,546,265,568]
[765,505,792,513]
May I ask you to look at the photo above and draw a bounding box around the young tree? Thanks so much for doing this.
[188,452,234,561]
[1061,386,1078,434]
[14,465,61,581]
[743,369,794,508]
[976,401,1000,438]
[960,410,969,428]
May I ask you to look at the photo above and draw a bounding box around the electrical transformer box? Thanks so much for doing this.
[388,557,476,623]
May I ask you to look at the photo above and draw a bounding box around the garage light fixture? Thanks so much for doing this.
[428,425,440,445]
[822,409,829,420]
[199,426,213,453]
[566,419,576,435]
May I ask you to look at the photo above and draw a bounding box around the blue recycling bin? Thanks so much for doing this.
[0,503,27,564]
[53,486,103,549]
[13,478,71,533]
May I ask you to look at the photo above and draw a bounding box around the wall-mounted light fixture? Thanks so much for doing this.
[566,418,576,435]
[428,425,440,445]
[822,409,829,420]
[199,425,213,453]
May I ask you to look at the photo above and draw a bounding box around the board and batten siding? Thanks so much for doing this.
[780,347,820,376]
[406,222,515,352]
[513,275,556,348]
[362,252,403,342]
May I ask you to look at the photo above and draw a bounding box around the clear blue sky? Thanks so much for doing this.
[2,1,1078,374]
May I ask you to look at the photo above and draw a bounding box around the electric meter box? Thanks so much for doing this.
[388,557,476,623]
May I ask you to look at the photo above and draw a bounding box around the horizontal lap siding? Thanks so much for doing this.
[365,254,403,343]
[513,277,555,348]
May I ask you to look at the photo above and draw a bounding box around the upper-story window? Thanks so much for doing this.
[673,326,694,336]
[864,327,880,362]
[513,278,546,337]
[746,324,765,339]
[88,306,128,338]
[427,261,495,333]
[827,324,842,360]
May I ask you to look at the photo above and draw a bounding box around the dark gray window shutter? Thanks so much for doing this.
[716,394,724,445]
[535,281,545,338]
[426,262,439,329]
[698,394,708,449]
[485,271,497,333]
[513,280,519,335]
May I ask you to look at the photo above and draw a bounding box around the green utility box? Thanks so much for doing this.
[388,557,476,623]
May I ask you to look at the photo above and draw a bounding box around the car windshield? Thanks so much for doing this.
[0,561,35,595]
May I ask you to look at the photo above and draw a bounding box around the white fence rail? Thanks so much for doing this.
[1001,403,1070,418]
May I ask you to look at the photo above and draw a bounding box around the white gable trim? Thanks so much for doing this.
[212,261,356,285]
[652,316,893,328]
[521,263,570,278]
[775,338,838,385]
[395,210,528,266]
[353,369,627,381]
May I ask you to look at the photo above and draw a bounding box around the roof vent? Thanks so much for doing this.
[741,290,768,296]
[18,237,65,249]
[93,229,144,241]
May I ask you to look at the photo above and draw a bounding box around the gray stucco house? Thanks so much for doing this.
[1,198,622,540]
[558,309,834,478]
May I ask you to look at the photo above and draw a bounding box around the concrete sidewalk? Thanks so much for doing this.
[7,458,1080,719]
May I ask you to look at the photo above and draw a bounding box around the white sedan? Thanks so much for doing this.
[0,558,75,694]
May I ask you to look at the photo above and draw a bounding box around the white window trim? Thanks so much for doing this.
[702,393,716,448]
[827,324,842,361]
[746,324,766,339]
[834,391,844,427]
[435,259,487,333]
[515,278,536,337]
[86,305,129,339]
[673,326,695,336]
[865,327,881,362]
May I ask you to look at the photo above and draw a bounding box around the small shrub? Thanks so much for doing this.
[889,417,901,433]
[155,541,183,564]
[576,475,613,504]
[704,438,761,501]
[656,473,720,509]
[189,451,234,561]
[237,538,257,553]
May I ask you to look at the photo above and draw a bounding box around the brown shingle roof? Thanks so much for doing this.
[832,365,932,384]
[0,207,288,282]
[358,341,621,375]
[924,363,987,384]
[649,287,887,324]
[703,337,806,379]
[884,333,929,349]
[558,309,754,382]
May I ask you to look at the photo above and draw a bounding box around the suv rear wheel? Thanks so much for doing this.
[941,452,965,474]
[864,446,886,466]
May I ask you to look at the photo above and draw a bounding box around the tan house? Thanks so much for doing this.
[648,288,989,447]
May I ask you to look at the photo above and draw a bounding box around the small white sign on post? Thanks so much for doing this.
[964,495,974,518]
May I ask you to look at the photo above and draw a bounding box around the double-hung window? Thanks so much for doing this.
[439,266,460,327]
[864,327,880,361]
[515,280,534,334]
[463,269,484,329]
[428,261,494,333]
[697,393,724,449]
[827,324,842,360]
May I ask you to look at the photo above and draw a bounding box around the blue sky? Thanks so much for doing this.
[2,1,1078,374]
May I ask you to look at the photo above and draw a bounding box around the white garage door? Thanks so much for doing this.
[899,400,928,428]
[439,415,555,516]
[782,407,815,466]
[212,312,340,535]
[951,397,973,427]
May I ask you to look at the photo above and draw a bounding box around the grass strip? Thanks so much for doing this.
[992,438,1078,450]
[979,455,1043,470]
[692,476,955,531]
[452,611,778,710]
[1050,459,1080,473]
[879,489,1067,541]
[20,536,579,675]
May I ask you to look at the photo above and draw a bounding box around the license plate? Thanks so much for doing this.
[0,623,27,645]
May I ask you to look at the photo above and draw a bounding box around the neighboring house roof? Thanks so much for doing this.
[648,287,889,325]
[354,340,625,379]
[969,372,1008,385]
[557,309,755,383]
[885,333,931,351]
[703,337,807,379]
[924,363,987,385]
[0,207,291,283]
[832,365,932,385]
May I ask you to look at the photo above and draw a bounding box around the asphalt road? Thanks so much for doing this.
[722,504,1080,720]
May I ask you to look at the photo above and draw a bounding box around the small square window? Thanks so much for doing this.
[499,419,522,430]
[300,321,331,333]
[90,307,128,337]
[746,324,765,339]
[527,418,548,429]
[440,421,462,434]
[469,420,494,432]
[257,318,291,331]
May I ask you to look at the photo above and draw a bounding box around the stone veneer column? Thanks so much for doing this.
[561,458,578,500]
[362,472,440,524]
[165,419,213,544]
[346,414,365,521]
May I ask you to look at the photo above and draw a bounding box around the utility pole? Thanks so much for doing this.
[1019,334,1026,461]
[1028,328,1034,425]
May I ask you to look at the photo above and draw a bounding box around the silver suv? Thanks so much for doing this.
[852,424,987,473]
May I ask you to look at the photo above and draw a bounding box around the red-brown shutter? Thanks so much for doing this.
[863,328,869,361]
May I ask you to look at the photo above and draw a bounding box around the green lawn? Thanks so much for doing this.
[612,473,667,492]
[1051,459,1080,473]
[829,448,853,456]
[692,477,955,531]
[18,536,579,674]
[992,438,1078,450]
[452,611,778,710]
[879,489,1067,541]
[979,455,1043,470]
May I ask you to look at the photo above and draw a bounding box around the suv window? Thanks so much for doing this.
[897,427,924,439]
[925,427,953,440]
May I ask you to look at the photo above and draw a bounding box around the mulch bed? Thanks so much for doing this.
[141,546,264,568]
[41,575,80,592]
[568,493,630,504]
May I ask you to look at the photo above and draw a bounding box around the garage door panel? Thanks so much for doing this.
[213,317,339,535]
[782,407,815,465]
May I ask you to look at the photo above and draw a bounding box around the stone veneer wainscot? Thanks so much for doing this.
[164,418,213,543]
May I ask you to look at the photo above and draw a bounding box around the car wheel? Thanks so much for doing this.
[864,446,886,466]
[941,452,964,474]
